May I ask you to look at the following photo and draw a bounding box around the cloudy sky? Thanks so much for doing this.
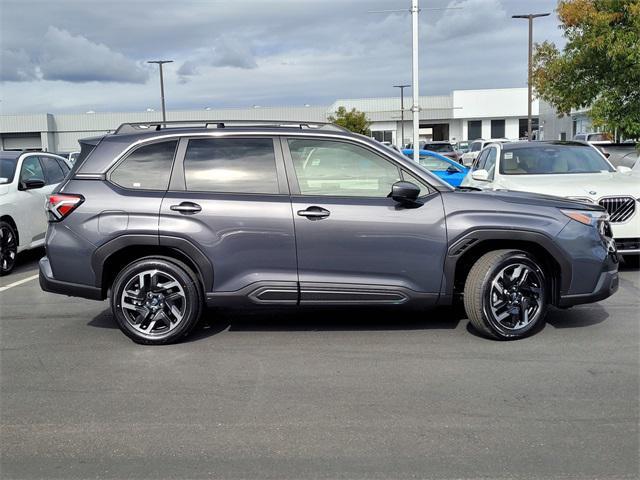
[0,0,564,114]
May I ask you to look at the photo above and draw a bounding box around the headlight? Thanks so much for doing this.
[560,209,609,226]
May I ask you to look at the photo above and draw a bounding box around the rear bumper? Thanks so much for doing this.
[39,256,104,301]
[558,266,618,308]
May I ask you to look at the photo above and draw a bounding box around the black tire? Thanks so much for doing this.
[0,220,18,276]
[463,249,548,340]
[111,256,203,345]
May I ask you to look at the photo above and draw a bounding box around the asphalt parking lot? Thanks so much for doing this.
[1,249,638,480]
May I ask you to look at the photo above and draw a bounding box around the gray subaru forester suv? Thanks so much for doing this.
[40,121,619,344]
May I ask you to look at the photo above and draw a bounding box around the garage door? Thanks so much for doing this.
[2,133,42,150]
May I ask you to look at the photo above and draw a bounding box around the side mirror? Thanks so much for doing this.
[20,178,46,190]
[616,165,632,173]
[446,165,459,174]
[471,169,490,182]
[389,181,421,206]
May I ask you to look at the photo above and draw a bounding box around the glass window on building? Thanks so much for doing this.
[372,131,393,143]
[519,118,540,139]
[490,119,505,138]
[467,121,482,140]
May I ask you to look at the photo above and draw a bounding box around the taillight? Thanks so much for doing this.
[47,194,84,221]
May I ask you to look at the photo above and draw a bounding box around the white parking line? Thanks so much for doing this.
[0,274,39,292]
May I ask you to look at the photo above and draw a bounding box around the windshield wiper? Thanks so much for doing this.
[455,186,483,191]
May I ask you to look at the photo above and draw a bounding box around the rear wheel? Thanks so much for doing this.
[111,257,202,345]
[0,221,18,276]
[464,249,547,340]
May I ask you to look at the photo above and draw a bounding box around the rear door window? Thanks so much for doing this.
[111,141,178,190]
[40,156,65,185]
[183,138,279,194]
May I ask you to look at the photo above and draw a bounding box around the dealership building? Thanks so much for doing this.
[0,87,541,152]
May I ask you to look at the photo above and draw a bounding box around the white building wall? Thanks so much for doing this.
[505,118,520,139]
[453,88,538,119]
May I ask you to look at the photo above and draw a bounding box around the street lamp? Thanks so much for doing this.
[512,13,550,141]
[147,60,173,123]
[394,84,410,148]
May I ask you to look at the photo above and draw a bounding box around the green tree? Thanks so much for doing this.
[328,106,372,135]
[532,0,640,138]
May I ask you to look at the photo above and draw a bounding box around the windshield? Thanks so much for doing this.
[417,156,457,171]
[0,157,18,184]
[425,143,453,153]
[499,145,615,175]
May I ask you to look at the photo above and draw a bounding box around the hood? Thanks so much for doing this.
[494,171,640,200]
[455,187,605,211]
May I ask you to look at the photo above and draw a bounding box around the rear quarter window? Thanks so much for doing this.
[110,141,178,190]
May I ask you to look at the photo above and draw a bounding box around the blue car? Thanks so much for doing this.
[402,149,469,187]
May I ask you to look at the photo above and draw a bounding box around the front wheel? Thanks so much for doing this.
[111,257,203,345]
[0,221,18,276]
[464,249,547,340]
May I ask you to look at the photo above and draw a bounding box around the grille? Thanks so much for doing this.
[598,197,636,223]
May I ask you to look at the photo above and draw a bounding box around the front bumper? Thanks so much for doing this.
[558,261,619,308]
[615,238,640,255]
[39,256,103,301]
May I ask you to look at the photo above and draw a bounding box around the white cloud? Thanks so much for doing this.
[39,27,149,83]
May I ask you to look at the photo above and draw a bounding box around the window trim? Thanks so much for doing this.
[107,138,179,192]
[168,135,289,196]
[281,136,403,199]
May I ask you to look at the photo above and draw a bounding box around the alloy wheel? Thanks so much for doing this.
[488,263,544,331]
[0,225,17,273]
[120,269,187,336]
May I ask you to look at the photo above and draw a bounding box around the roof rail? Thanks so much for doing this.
[114,120,349,135]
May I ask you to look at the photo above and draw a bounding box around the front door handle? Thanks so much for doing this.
[170,202,202,214]
[297,206,330,219]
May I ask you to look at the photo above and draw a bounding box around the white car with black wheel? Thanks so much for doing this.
[0,151,71,275]
[460,141,640,257]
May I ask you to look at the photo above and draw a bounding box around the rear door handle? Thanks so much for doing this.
[170,202,202,214]
[297,206,330,219]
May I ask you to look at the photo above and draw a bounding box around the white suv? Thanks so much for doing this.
[460,141,639,257]
[460,138,510,166]
[0,151,71,275]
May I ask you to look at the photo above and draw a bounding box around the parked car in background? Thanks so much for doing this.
[39,120,618,344]
[402,149,469,186]
[574,132,613,145]
[595,143,638,168]
[0,151,71,275]
[461,141,639,257]
[461,138,510,166]
[68,151,80,164]
[455,140,470,154]
[420,141,462,163]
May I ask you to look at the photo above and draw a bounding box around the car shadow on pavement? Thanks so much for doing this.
[11,246,45,275]
[545,303,609,329]
[88,298,612,343]
[87,304,469,342]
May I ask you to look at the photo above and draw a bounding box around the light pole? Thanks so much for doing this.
[410,0,420,162]
[394,84,410,148]
[147,60,173,123]
[512,13,549,141]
